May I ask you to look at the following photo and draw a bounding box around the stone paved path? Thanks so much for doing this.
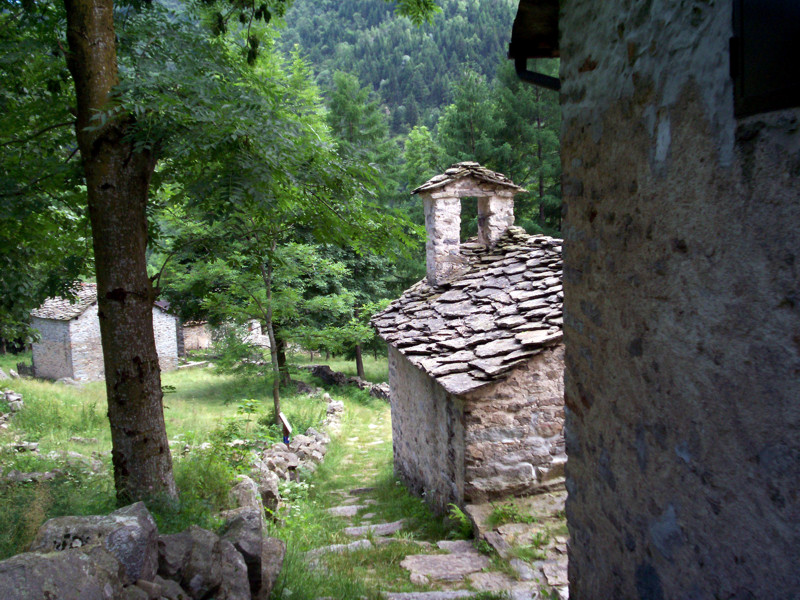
[300,404,569,600]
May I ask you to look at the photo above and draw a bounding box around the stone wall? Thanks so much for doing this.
[390,345,565,511]
[30,318,72,380]
[69,305,104,381]
[389,347,465,513]
[462,345,565,503]
[153,309,178,372]
[560,0,800,596]
[183,323,212,351]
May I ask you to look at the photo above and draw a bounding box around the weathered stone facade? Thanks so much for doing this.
[389,344,565,513]
[31,284,179,381]
[463,344,564,502]
[183,321,212,351]
[557,0,800,596]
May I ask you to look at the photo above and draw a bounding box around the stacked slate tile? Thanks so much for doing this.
[372,226,563,395]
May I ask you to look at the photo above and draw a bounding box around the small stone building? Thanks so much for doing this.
[31,283,179,381]
[372,162,565,513]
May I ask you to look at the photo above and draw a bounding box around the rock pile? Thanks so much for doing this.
[0,483,286,600]
[247,394,343,512]
[0,389,24,432]
[304,364,390,400]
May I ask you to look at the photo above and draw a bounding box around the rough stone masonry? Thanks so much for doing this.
[557,0,800,597]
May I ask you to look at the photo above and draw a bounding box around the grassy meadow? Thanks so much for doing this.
[0,351,388,561]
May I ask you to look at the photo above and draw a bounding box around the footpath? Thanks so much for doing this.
[275,396,569,600]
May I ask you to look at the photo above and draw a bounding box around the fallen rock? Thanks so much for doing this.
[0,368,8,380]
[153,575,191,600]
[326,401,344,415]
[9,369,18,379]
[221,507,263,595]
[370,382,390,400]
[509,558,537,581]
[260,536,285,599]
[0,545,124,600]
[12,441,38,452]
[30,502,158,585]
[256,469,280,512]
[436,540,475,553]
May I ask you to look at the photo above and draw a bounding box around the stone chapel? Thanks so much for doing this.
[373,162,565,513]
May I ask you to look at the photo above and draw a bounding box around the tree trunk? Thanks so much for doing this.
[64,0,176,502]
[259,255,281,426]
[276,335,290,386]
[355,343,365,379]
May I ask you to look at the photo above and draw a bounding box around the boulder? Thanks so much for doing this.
[157,525,250,600]
[259,537,285,600]
[326,401,344,415]
[256,469,280,512]
[0,368,8,380]
[221,507,263,594]
[305,427,330,445]
[29,502,158,585]
[153,575,191,600]
[0,545,124,600]
[288,434,314,452]
[229,475,263,511]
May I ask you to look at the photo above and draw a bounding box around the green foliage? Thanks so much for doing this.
[486,501,538,528]
[0,456,116,560]
[148,449,236,534]
[446,503,473,539]
[281,0,516,132]
[10,390,105,441]
[0,2,91,341]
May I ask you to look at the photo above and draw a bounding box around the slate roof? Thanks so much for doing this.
[411,161,526,195]
[31,283,172,321]
[372,226,563,395]
[30,283,97,321]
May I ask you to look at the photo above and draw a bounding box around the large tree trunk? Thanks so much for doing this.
[64,0,176,503]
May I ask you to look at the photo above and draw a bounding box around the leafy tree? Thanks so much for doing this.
[0,2,92,347]
[47,0,439,503]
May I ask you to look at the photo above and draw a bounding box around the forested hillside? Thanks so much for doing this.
[280,0,518,133]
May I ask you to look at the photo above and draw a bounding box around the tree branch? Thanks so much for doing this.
[0,121,76,148]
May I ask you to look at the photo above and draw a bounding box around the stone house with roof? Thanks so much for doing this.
[372,162,565,512]
[31,283,179,381]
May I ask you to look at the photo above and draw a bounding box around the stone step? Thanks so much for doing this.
[326,504,366,517]
[400,552,489,582]
[305,539,372,560]
[343,519,405,537]
[383,592,477,600]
